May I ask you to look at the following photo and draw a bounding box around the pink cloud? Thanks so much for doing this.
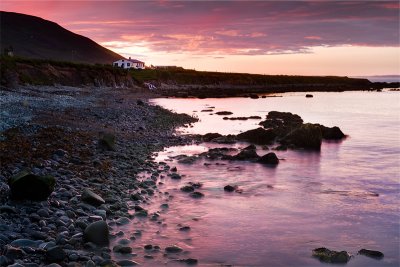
[1,1,399,56]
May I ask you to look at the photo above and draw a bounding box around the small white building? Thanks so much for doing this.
[113,57,145,69]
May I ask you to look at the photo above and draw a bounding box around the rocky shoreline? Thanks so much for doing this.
[0,85,198,266]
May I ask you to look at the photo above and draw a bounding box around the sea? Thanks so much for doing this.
[146,90,400,266]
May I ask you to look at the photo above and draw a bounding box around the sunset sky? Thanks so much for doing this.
[1,1,399,76]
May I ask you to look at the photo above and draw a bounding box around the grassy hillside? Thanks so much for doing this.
[0,11,123,64]
[131,68,371,86]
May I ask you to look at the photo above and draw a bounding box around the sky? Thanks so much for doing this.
[1,0,399,76]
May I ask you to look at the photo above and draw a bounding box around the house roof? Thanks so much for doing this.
[114,58,144,63]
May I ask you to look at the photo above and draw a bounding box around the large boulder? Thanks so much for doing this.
[8,171,55,201]
[281,123,322,150]
[259,111,304,137]
[257,152,279,165]
[83,220,109,246]
[81,188,105,207]
[236,128,276,145]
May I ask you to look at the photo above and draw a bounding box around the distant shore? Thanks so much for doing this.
[1,56,398,99]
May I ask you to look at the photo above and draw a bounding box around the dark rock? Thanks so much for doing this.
[229,146,259,161]
[259,111,303,136]
[282,123,322,150]
[81,188,105,207]
[211,135,236,144]
[113,245,132,254]
[189,192,204,198]
[306,94,313,98]
[117,260,138,266]
[4,245,25,260]
[202,133,222,142]
[98,133,115,151]
[317,125,346,140]
[358,249,384,259]
[8,171,55,201]
[170,166,177,172]
[83,220,109,246]
[312,247,350,263]
[144,244,153,250]
[215,111,233,115]
[46,246,66,262]
[258,152,279,165]
[137,99,144,105]
[165,245,183,253]
[249,94,259,99]
[10,239,42,248]
[178,258,198,265]
[180,185,195,192]
[179,226,191,231]
[170,173,181,180]
[224,185,238,192]
[0,205,17,214]
[236,128,276,145]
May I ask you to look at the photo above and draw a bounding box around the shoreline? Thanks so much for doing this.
[0,85,198,266]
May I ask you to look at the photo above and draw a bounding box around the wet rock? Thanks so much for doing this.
[46,246,66,262]
[212,135,236,144]
[236,127,276,145]
[98,133,115,151]
[8,170,55,201]
[83,220,109,246]
[358,249,384,259]
[10,239,42,248]
[170,166,177,172]
[37,208,50,218]
[317,125,346,140]
[179,226,191,231]
[282,123,322,150]
[215,111,233,115]
[165,245,183,253]
[170,173,181,180]
[180,185,195,192]
[306,94,313,98]
[4,245,25,260]
[249,94,259,99]
[224,185,238,192]
[81,188,105,207]
[229,145,259,161]
[116,217,130,225]
[201,133,222,142]
[189,192,204,198]
[257,152,279,165]
[144,244,153,250]
[160,203,169,209]
[113,245,133,254]
[312,247,350,263]
[178,258,198,265]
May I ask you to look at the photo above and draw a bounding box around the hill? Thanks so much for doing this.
[0,11,123,64]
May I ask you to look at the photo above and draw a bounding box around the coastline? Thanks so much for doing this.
[0,85,197,266]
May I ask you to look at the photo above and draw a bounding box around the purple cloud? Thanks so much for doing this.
[2,1,399,55]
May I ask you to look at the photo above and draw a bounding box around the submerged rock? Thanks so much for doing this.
[83,221,109,246]
[228,145,259,161]
[8,170,55,201]
[224,185,238,192]
[189,191,204,198]
[358,249,384,259]
[180,185,195,192]
[312,247,351,264]
[165,245,183,253]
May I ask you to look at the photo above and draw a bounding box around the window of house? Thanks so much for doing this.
[127,63,130,66]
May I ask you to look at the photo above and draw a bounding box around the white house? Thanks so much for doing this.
[113,57,145,69]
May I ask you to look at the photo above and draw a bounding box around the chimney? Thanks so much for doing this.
[129,57,131,60]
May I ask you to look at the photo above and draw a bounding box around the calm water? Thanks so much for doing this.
[121,91,400,266]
